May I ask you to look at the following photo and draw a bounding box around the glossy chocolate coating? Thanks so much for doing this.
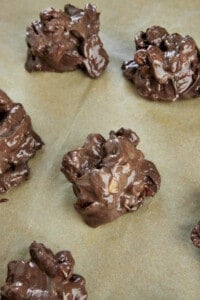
[1,242,87,300]
[191,221,200,248]
[122,26,200,101]
[61,128,161,227]
[0,90,43,193]
[25,3,109,78]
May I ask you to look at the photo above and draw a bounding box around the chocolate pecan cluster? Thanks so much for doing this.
[122,26,200,101]
[191,221,200,248]
[62,128,161,227]
[25,4,109,78]
[1,242,87,299]
[0,90,43,193]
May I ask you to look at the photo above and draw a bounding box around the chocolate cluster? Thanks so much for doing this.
[191,221,200,248]
[61,128,161,227]
[0,90,43,193]
[122,26,200,101]
[1,242,87,299]
[25,3,109,78]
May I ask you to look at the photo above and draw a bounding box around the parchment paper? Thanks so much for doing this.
[0,1,200,299]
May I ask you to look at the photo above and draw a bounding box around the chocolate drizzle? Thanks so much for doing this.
[1,242,87,299]
[25,3,109,78]
[61,128,161,227]
[0,90,43,193]
[122,26,200,101]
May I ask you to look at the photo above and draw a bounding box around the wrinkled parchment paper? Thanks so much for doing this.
[0,1,200,299]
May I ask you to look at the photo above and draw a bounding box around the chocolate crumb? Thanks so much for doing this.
[0,198,8,203]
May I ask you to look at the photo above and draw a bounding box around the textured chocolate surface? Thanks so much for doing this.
[61,128,161,227]
[122,26,200,101]
[191,221,200,248]
[0,90,43,193]
[1,242,87,300]
[25,3,109,78]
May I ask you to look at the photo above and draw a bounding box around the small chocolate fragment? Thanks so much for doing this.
[122,25,200,101]
[61,128,161,227]
[0,90,43,193]
[191,221,200,248]
[0,198,8,203]
[1,241,88,300]
[25,3,109,78]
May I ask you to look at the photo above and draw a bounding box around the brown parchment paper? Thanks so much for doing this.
[0,0,200,299]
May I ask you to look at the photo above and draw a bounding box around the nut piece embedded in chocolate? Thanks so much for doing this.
[122,25,200,101]
[25,3,109,78]
[191,221,200,248]
[1,241,88,300]
[0,90,43,193]
[61,128,161,227]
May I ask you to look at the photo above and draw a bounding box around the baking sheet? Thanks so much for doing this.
[0,0,200,299]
